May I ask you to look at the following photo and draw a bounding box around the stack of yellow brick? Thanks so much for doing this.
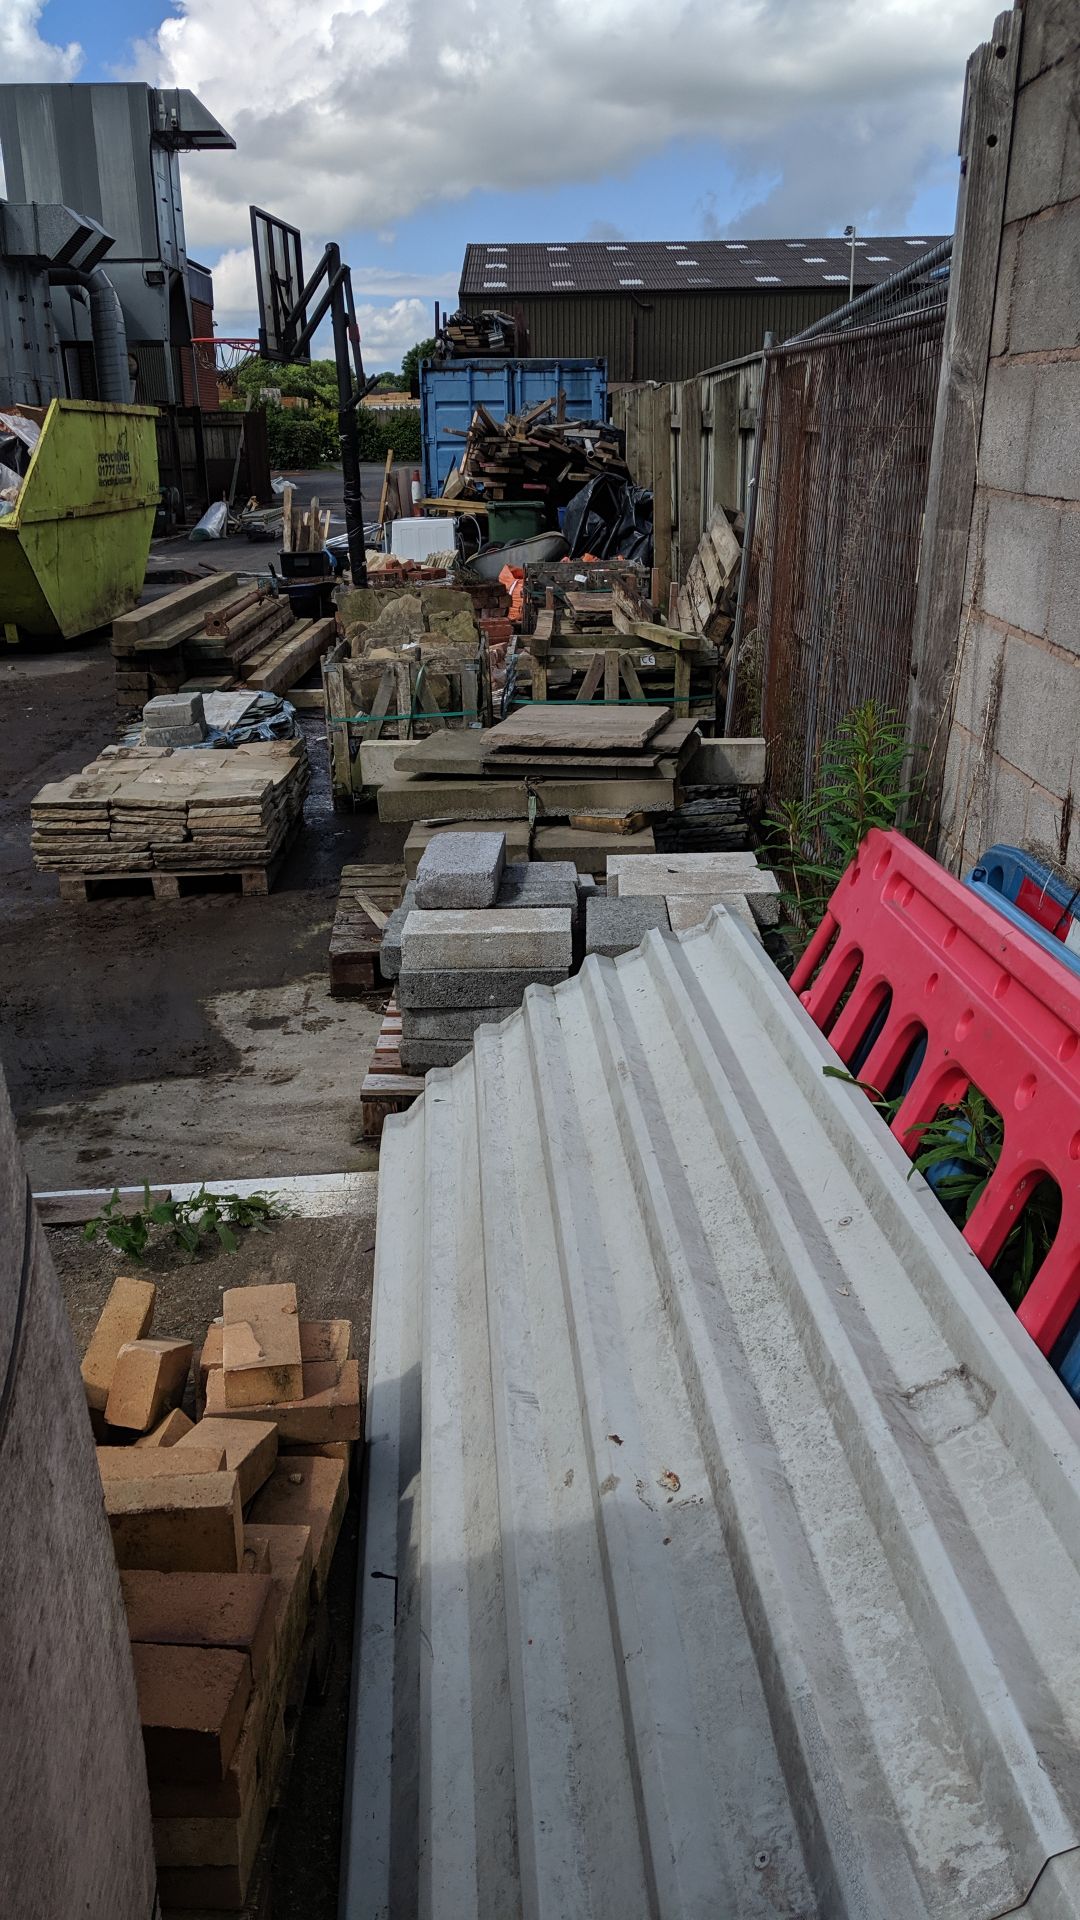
[81,1274,359,1911]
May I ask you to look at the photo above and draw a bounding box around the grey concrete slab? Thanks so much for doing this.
[585,894,670,958]
[496,862,579,910]
[400,908,573,973]
[414,831,507,910]
[401,1007,518,1042]
[396,969,568,1009]
[681,737,766,786]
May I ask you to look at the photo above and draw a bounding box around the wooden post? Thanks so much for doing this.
[905,8,1022,842]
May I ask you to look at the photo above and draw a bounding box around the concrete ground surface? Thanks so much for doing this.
[0,640,404,1191]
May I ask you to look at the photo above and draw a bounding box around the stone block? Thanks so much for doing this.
[105,1337,193,1433]
[135,1408,194,1448]
[414,830,507,909]
[400,907,573,972]
[396,967,567,1009]
[401,1006,518,1042]
[247,1455,348,1600]
[404,820,530,877]
[143,692,205,729]
[222,1283,303,1409]
[608,851,762,896]
[204,1359,361,1446]
[175,1418,278,1504]
[977,492,1057,635]
[133,1642,250,1784]
[585,895,670,958]
[81,1274,156,1413]
[358,739,402,788]
[121,1569,278,1685]
[496,861,579,909]
[97,1445,227,1481]
[105,1470,244,1574]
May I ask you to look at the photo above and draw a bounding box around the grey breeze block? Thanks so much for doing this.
[413,831,507,910]
[400,909,573,974]
[396,968,569,1010]
[586,894,671,959]
[496,862,579,910]
[401,1006,518,1042]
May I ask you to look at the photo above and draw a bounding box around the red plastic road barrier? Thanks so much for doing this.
[791,827,1080,1353]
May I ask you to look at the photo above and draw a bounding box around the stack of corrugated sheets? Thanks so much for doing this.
[31,741,309,876]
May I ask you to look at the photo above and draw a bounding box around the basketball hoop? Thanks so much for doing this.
[191,337,260,388]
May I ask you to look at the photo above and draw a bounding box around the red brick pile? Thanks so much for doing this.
[82,1275,360,1912]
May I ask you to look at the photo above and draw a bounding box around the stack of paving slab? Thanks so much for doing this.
[82,1274,357,1913]
[31,739,309,878]
[586,850,781,958]
[383,830,577,1071]
[141,689,208,748]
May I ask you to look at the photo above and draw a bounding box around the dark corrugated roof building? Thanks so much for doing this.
[458,235,949,382]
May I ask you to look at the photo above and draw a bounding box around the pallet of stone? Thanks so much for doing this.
[55,819,303,904]
[329,862,407,995]
[34,741,308,900]
[360,997,425,1139]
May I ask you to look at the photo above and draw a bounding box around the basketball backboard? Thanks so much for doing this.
[250,205,308,363]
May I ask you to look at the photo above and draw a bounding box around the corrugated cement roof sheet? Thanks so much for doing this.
[348,909,1080,1919]
[460,235,948,296]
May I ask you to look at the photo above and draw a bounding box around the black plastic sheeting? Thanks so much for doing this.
[562,474,653,566]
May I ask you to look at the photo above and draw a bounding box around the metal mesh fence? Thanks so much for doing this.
[755,303,946,809]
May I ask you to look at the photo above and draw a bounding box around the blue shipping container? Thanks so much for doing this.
[420,357,607,497]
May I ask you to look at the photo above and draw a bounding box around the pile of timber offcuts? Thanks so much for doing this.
[280,483,331,553]
[30,740,309,895]
[514,563,719,717]
[376,704,697,867]
[435,306,521,357]
[81,1275,358,1913]
[113,573,337,720]
[454,402,629,503]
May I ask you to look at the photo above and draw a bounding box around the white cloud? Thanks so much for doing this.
[120,0,989,255]
[0,0,81,81]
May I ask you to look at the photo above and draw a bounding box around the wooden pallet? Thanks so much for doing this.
[328,863,406,995]
[360,997,424,1140]
[55,823,301,904]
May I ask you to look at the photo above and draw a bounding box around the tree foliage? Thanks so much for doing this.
[401,336,436,397]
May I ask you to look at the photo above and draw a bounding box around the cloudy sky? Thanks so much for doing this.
[3,0,997,372]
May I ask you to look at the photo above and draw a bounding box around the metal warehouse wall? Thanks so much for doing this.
[461,289,849,382]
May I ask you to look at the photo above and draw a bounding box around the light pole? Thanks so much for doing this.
[844,224,856,303]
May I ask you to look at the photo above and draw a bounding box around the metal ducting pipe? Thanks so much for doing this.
[48,265,132,403]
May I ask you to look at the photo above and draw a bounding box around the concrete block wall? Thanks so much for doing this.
[940,1,1080,876]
